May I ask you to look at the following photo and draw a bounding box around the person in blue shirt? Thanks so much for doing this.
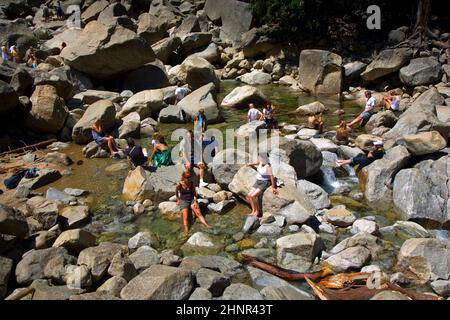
[194,109,207,134]
[91,120,119,157]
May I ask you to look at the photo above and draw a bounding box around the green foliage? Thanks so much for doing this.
[250,0,307,37]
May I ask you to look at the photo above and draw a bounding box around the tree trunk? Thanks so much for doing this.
[414,0,431,31]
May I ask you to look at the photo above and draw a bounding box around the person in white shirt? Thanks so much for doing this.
[175,86,190,105]
[247,103,262,122]
[245,152,278,217]
[348,91,377,128]
[382,91,401,112]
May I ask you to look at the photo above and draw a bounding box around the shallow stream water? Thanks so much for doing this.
[33,81,435,293]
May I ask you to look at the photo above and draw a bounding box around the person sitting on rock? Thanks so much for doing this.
[248,103,262,122]
[335,120,350,146]
[124,138,148,171]
[382,91,401,112]
[149,135,173,168]
[55,1,65,20]
[180,130,208,187]
[1,45,10,63]
[347,91,377,128]
[246,152,278,217]
[42,5,51,22]
[336,140,384,168]
[306,111,324,133]
[174,85,190,105]
[176,170,211,237]
[262,102,278,129]
[9,45,20,64]
[91,119,119,157]
[194,108,207,134]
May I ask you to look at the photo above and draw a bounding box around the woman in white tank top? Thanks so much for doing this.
[246,153,278,217]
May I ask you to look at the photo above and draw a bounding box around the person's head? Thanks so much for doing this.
[266,101,272,109]
[93,119,102,127]
[61,42,67,49]
[258,152,270,165]
[249,103,255,109]
[198,108,205,116]
[365,90,372,98]
[389,90,396,96]
[338,120,347,130]
[127,137,135,148]
[158,135,166,145]
[373,140,384,149]
[181,170,191,183]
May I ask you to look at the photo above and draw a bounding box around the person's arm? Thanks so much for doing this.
[246,160,260,168]
[193,182,198,202]
[175,184,180,205]
[149,146,157,165]
[266,166,278,194]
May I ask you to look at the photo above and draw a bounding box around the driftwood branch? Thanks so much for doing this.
[4,286,35,300]
[240,254,333,281]
[0,139,56,157]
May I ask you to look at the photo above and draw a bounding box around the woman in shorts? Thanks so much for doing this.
[246,153,278,217]
[176,171,211,236]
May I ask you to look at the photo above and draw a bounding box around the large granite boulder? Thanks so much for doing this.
[178,83,221,123]
[393,156,450,228]
[118,89,165,119]
[220,85,268,109]
[60,20,155,79]
[136,12,168,45]
[77,242,125,282]
[0,80,19,113]
[358,146,411,210]
[276,232,323,272]
[151,36,181,65]
[72,99,116,144]
[399,57,442,86]
[24,85,68,134]
[204,0,253,45]
[120,265,194,300]
[0,204,29,239]
[15,247,76,286]
[395,131,447,156]
[361,48,412,82]
[123,61,170,93]
[237,70,272,85]
[298,50,343,95]
[396,238,450,282]
[211,149,250,189]
[170,56,220,91]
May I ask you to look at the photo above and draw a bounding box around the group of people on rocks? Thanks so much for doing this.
[1,42,67,69]
[89,84,397,236]
[42,0,65,22]
[247,102,279,129]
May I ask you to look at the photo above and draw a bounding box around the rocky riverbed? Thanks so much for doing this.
[1,0,450,301]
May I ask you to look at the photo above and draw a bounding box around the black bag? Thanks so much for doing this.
[4,170,27,189]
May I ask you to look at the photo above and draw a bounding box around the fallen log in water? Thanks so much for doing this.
[239,254,333,281]
[0,139,56,157]
[305,277,442,300]
[318,272,371,289]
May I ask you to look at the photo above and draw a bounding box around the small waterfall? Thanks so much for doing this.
[321,167,340,194]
